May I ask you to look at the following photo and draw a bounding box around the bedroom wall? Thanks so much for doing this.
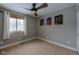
[76,4,79,52]
[27,16,37,38]
[37,6,77,50]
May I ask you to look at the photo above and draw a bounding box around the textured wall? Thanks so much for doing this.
[27,16,37,38]
[37,6,77,49]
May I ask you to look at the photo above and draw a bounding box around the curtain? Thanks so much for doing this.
[24,16,27,36]
[3,11,10,39]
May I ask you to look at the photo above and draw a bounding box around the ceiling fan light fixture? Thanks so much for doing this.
[32,10,36,13]
[25,3,48,16]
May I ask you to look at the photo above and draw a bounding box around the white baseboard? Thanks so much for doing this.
[37,37,78,52]
[0,37,37,49]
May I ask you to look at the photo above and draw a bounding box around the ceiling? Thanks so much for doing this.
[0,3,75,17]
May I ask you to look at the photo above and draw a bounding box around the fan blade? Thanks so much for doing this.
[37,3,48,10]
[34,13,37,16]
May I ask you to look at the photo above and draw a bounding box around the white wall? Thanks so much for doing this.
[27,16,37,38]
[37,6,77,50]
[76,4,79,52]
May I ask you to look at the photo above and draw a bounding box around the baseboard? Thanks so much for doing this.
[0,37,37,49]
[37,37,78,52]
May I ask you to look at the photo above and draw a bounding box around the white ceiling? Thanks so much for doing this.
[0,3,75,17]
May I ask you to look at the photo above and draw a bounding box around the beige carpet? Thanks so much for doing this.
[0,39,78,55]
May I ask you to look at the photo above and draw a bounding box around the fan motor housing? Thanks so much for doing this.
[31,8,37,11]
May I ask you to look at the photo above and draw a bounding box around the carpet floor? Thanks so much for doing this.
[0,39,78,55]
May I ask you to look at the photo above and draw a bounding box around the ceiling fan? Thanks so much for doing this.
[25,3,48,16]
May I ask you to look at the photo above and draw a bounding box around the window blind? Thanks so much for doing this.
[10,13,24,19]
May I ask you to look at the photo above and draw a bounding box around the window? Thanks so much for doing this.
[10,17,24,32]
[10,18,16,32]
[17,19,24,31]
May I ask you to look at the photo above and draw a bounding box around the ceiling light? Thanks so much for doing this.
[32,11,36,13]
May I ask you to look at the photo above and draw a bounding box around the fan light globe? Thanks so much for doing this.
[32,11,36,13]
